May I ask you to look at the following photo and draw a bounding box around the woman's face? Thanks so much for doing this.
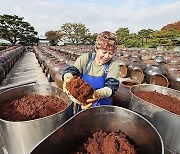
[95,48,115,65]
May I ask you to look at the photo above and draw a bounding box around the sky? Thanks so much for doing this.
[0,0,180,37]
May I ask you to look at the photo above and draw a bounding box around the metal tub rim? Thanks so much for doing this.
[0,83,73,154]
[130,84,180,117]
[30,106,164,154]
[0,83,73,123]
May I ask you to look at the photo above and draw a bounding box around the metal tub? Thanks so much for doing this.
[30,106,164,154]
[0,84,73,154]
[129,84,180,154]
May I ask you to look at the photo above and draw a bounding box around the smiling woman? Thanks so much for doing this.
[62,31,120,111]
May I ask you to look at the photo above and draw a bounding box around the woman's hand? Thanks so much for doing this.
[81,91,100,110]
[86,91,101,103]
[81,103,93,110]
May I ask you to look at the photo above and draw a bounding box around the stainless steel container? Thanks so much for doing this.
[0,84,73,154]
[30,106,164,154]
[129,84,180,154]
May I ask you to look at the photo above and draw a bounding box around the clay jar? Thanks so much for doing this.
[54,54,67,62]
[0,65,5,84]
[118,58,129,78]
[113,80,139,108]
[154,55,166,64]
[131,69,145,84]
[141,54,152,61]
[0,54,13,70]
[168,70,180,91]
[49,62,70,82]
[122,51,131,58]
[150,74,169,87]
[43,57,57,74]
[131,52,141,59]
[164,53,175,63]
[168,57,180,65]
[55,70,64,89]
[145,65,169,87]
[142,59,158,68]
[164,63,180,74]
[128,61,146,83]
[151,53,157,60]
[128,56,141,64]
[0,58,9,75]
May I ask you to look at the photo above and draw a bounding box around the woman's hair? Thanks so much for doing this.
[95,31,117,52]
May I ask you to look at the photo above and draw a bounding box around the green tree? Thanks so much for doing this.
[81,33,97,44]
[151,28,180,48]
[138,29,155,45]
[60,23,90,44]
[125,33,141,47]
[45,30,63,46]
[0,14,38,45]
[116,28,130,45]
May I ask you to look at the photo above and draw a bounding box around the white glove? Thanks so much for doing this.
[86,87,112,104]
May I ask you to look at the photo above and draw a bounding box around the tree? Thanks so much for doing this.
[45,30,63,46]
[60,23,90,44]
[125,33,141,47]
[138,29,155,45]
[161,21,180,31]
[81,33,98,44]
[151,28,180,48]
[0,14,38,45]
[116,28,130,45]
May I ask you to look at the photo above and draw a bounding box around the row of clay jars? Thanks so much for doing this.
[118,56,146,84]
[45,58,72,82]
[0,58,9,76]
[118,57,170,87]
[118,52,179,86]
[1,46,24,80]
[50,46,81,60]
[128,62,169,88]
[128,62,178,89]
[53,57,75,88]
[0,65,5,84]
[0,46,25,84]
[45,46,178,90]
[142,53,180,65]
[41,49,74,78]
[33,46,75,88]
[120,50,179,65]
[118,56,142,78]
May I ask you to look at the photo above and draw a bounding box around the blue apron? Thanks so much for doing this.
[82,54,112,107]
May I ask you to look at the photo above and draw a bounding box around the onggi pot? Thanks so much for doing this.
[113,80,139,108]
[130,69,145,83]
[150,74,169,87]
[129,84,180,154]
[145,65,168,87]
[118,59,129,78]
[30,106,164,154]
[168,70,180,91]
[0,84,73,154]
